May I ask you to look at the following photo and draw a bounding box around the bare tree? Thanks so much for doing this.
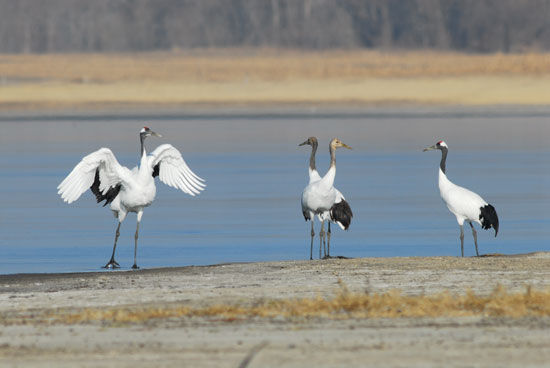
[0,0,548,53]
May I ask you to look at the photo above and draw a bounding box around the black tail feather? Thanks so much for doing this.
[479,204,499,237]
[90,169,121,207]
[330,200,353,230]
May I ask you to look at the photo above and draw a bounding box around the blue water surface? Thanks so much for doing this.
[1,108,549,274]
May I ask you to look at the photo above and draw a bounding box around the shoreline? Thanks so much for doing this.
[2,252,549,310]
[0,251,548,278]
[1,253,550,367]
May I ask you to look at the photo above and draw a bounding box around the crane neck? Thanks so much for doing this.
[329,143,337,169]
[139,134,150,173]
[438,166,452,193]
[439,147,448,174]
[309,140,318,172]
[316,143,337,188]
[140,134,147,158]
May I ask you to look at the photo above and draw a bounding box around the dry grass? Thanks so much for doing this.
[3,284,545,326]
[2,50,550,109]
[3,76,550,108]
[2,50,550,82]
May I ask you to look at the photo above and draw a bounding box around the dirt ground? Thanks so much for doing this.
[1,253,549,367]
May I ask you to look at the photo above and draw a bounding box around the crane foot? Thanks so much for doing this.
[102,259,120,269]
[131,264,140,270]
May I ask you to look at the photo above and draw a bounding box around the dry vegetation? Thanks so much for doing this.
[4,284,550,326]
[2,50,550,82]
[2,50,550,109]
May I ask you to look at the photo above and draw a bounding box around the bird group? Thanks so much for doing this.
[298,137,498,260]
[57,127,499,269]
[299,137,353,260]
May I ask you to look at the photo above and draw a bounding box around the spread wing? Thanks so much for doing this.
[148,144,206,196]
[57,148,129,204]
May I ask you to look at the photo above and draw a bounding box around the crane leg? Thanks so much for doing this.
[469,222,479,256]
[132,221,140,269]
[322,221,328,258]
[103,222,121,269]
[319,222,325,259]
[459,225,464,257]
[326,222,332,258]
[309,222,315,260]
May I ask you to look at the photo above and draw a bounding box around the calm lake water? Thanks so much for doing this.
[1,107,549,274]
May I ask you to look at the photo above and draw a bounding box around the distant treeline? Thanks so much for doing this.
[1,0,549,53]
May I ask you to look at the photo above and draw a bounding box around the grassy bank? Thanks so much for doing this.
[3,284,549,326]
[1,50,550,110]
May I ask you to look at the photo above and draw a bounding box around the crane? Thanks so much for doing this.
[299,136,321,260]
[57,126,205,269]
[300,137,353,259]
[423,140,499,256]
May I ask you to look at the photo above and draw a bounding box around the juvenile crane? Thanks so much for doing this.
[299,137,322,260]
[57,127,205,269]
[300,138,353,259]
[423,140,498,256]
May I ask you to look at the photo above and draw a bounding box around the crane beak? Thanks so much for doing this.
[298,140,309,146]
[423,145,436,152]
[341,143,352,150]
[152,131,162,138]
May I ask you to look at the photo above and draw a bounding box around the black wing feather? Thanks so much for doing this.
[330,200,353,230]
[152,163,160,178]
[90,169,121,207]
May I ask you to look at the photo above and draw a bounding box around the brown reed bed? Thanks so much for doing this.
[1,50,550,83]
[2,50,550,109]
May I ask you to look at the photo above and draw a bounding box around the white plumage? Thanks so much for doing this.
[300,137,353,259]
[301,167,338,221]
[58,148,131,205]
[58,127,205,269]
[439,173,487,227]
[424,140,499,257]
[149,144,205,196]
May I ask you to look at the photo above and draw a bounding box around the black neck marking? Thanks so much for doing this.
[140,133,146,157]
[440,147,448,174]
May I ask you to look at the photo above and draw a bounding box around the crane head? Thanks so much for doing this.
[330,138,352,150]
[299,137,318,147]
[423,140,447,152]
[140,126,162,138]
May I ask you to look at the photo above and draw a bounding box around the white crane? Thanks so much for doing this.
[423,140,499,256]
[300,137,353,259]
[57,127,205,269]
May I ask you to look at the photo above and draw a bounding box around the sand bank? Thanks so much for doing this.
[1,253,549,367]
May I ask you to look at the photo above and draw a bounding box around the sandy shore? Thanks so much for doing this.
[1,253,550,367]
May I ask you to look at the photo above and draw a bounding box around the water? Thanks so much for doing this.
[1,107,549,274]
